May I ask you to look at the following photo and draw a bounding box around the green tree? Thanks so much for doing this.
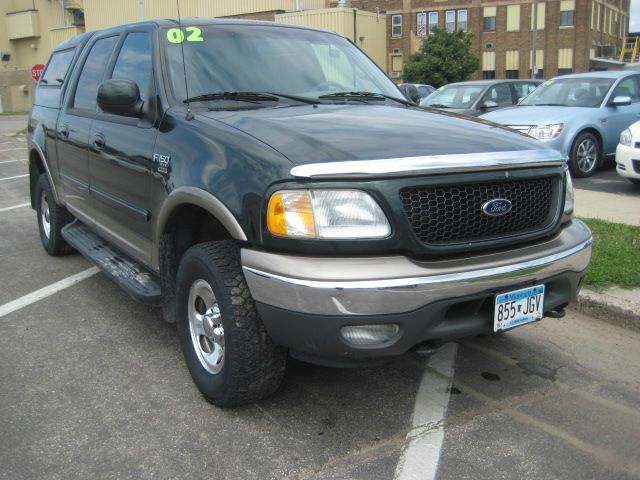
[403,28,480,87]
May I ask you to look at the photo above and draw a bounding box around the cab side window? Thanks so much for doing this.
[613,77,640,103]
[73,36,119,111]
[41,49,75,87]
[484,83,513,107]
[110,32,153,101]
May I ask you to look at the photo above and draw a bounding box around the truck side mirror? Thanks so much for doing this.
[97,79,143,116]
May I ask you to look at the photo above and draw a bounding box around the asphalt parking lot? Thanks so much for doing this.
[1,125,640,480]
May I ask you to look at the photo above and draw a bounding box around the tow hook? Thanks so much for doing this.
[412,341,440,358]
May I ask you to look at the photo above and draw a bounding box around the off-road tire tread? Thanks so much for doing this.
[177,241,286,407]
[35,174,75,255]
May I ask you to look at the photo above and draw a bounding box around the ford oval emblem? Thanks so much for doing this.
[482,198,512,217]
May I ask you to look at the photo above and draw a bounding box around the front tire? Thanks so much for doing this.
[176,241,286,407]
[35,174,75,255]
[569,132,601,178]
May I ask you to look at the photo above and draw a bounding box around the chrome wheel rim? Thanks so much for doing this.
[40,190,51,239]
[188,279,225,374]
[576,138,597,174]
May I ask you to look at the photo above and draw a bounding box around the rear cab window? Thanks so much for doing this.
[34,48,76,107]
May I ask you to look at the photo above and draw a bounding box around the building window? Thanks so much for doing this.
[392,14,402,37]
[483,71,496,80]
[429,11,438,35]
[531,2,546,30]
[560,0,575,27]
[506,70,519,79]
[457,10,468,32]
[560,10,575,27]
[507,5,520,32]
[446,10,456,32]
[558,68,573,75]
[417,12,427,36]
[391,55,403,78]
[483,7,496,32]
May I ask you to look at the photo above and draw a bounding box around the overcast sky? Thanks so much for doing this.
[631,0,640,32]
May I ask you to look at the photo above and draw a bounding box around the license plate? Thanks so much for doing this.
[494,285,545,332]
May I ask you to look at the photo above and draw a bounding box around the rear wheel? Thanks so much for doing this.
[569,132,600,178]
[176,241,286,407]
[35,174,74,255]
[629,178,640,186]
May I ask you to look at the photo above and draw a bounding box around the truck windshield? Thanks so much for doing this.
[518,77,615,108]
[163,24,404,103]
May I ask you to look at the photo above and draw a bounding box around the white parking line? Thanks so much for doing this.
[0,159,26,164]
[0,174,28,181]
[0,202,30,212]
[0,267,99,319]
[394,343,458,480]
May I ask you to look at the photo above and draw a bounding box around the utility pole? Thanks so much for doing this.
[139,0,144,21]
[531,0,538,78]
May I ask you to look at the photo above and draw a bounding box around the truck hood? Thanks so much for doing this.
[200,104,550,165]
[481,105,593,126]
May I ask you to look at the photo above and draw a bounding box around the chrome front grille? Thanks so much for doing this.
[400,177,560,246]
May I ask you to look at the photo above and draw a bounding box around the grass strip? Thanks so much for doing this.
[581,218,640,290]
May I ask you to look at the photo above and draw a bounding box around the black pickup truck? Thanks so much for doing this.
[27,19,592,406]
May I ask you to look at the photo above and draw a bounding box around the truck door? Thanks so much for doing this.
[88,30,157,264]
[57,35,119,218]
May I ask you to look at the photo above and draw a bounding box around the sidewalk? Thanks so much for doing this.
[573,178,640,330]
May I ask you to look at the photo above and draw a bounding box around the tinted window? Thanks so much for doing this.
[111,32,153,101]
[73,36,118,110]
[484,83,513,107]
[41,49,75,86]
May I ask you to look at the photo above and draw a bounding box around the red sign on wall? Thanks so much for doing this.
[31,64,45,81]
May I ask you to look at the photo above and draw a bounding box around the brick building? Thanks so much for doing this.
[334,0,630,81]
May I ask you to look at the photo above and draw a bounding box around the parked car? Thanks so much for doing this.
[420,79,542,116]
[398,83,436,104]
[481,71,640,177]
[28,19,591,406]
[616,121,640,185]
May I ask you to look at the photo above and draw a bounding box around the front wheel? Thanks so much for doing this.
[569,132,601,178]
[176,241,286,407]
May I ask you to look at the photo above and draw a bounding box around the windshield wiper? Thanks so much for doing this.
[184,91,320,106]
[318,91,413,106]
[426,103,451,108]
[183,91,280,104]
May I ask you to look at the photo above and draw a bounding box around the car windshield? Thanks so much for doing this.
[163,24,404,103]
[518,77,615,107]
[420,84,485,109]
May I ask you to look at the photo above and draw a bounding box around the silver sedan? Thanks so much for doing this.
[481,71,640,177]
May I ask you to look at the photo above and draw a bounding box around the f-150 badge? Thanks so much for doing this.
[154,154,171,174]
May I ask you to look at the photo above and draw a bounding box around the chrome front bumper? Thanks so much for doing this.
[242,220,592,317]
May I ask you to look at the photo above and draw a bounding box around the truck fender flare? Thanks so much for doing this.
[29,140,60,205]
[155,186,248,244]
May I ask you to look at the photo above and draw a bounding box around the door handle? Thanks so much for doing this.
[93,134,105,150]
[59,125,69,139]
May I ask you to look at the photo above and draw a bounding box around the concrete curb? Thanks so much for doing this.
[571,287,640,332]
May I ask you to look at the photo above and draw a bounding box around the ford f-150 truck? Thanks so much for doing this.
[27,19,592,407]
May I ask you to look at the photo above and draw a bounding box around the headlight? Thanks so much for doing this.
[619,128,633,147]
[563,164,574,215]
[528,123,564,140]
[267,190,391,239]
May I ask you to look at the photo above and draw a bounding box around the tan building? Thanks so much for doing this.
[0,0,85,112]
[339,0,630,81]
